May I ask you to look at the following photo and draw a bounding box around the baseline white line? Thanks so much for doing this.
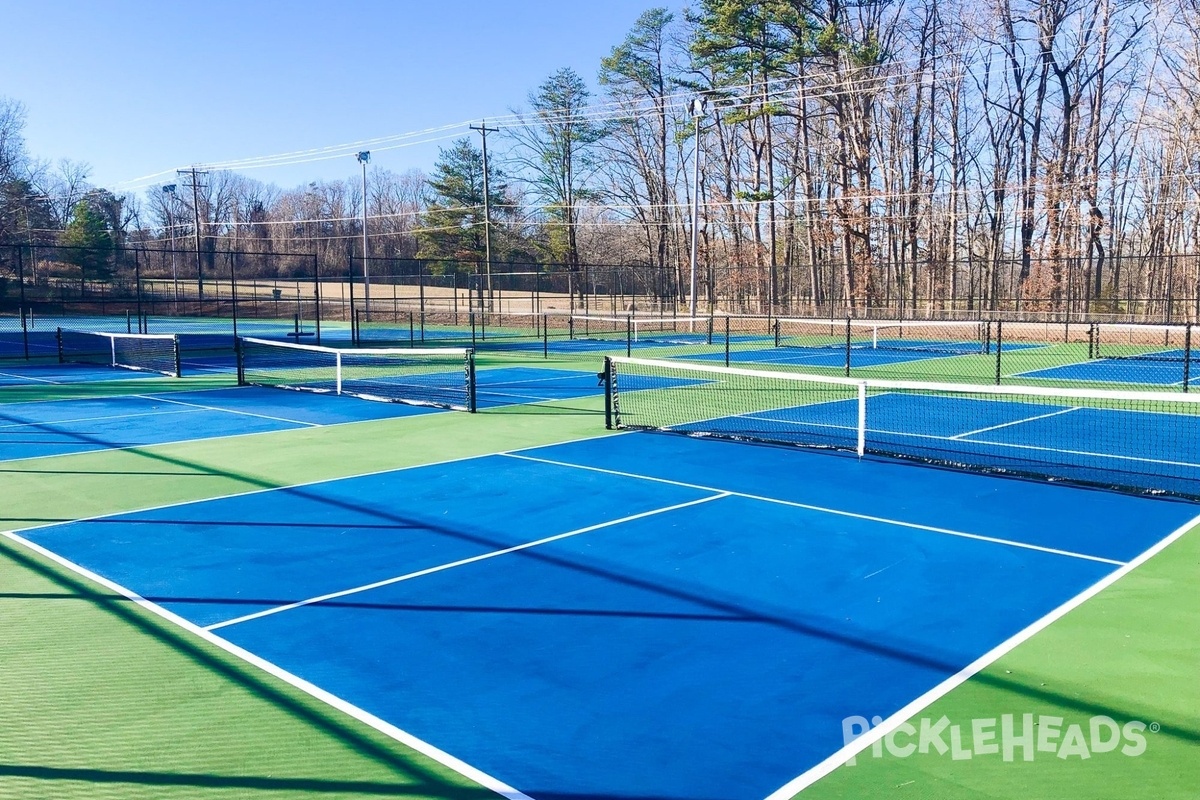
[715,411,1200,471]
[480,372,590,387]
[11,428,630,531]
[949,406,1081,440]
[137,394,320,427]
[501,453,1124,566]
[206,493,729,631]
[0,407,203,431]
[0,406,447,466]
[0,530,536,800]
[0,371,63,385]
[761,508,1200,800]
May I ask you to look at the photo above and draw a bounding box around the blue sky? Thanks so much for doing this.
[2,0,673,192]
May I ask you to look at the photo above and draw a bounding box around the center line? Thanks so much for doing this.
[205,492,730,631]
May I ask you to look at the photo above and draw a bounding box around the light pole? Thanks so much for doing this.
[356,150,371,320]
[688,96,708,323]
[162,184,179,310]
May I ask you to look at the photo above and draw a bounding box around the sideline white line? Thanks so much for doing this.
[501,453,1125,566]
[761,508,1200,800]
[0,407,203,431]
[0,530,536,800]
[949,406,1080,439]
[137,394,320,427]
[206,493,729,631]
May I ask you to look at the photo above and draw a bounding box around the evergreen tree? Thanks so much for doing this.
[60,200,113,289]
[417,138,507,269]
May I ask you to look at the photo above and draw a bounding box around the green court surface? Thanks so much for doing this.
[1,345,1197,800]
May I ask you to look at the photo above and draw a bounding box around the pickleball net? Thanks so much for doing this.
[603,355,1200,499]
[237,337,476,411]
[57,328,182,377]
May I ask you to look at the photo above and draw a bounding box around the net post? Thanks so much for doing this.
[995,320,1004,385]
[542,313,548,358]
[110,334,117,368]
[467,350,477,413]
[603,356,613,429]
[707,314,714,346]
[724,316,731,367]
[173,335,182,378]
[471,311,477,349]
[773,318,780,348]
[872,325,879,349]
[844,317,852,377]
[569,315,576,340]
[126,309,132,334]
[856,381,867,457]
[20,305,28,360]
[56,327,64,364]
[335,351,343,395]
[409,311,415,348]
[626,315,632,358]
[1184,323,1192,393]
[235,337,245,385]
[1088,322,1096,359]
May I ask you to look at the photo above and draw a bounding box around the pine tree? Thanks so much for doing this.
[60,200,114,289]
[416,138,507,270]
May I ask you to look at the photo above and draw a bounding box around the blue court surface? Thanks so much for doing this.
[0,368,654,462]
[18,432,1199,799]
[1018,357,1188,386]
[0,363,160,386]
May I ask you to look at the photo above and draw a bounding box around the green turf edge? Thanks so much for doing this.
[0,536,501,800]
[793,519,1200,800]
[0,394,612,800]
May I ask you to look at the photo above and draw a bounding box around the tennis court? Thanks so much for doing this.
[0,366,642,462]
[10,406,1197,799]
[3,335,1199,800]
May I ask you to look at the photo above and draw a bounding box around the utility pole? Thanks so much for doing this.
[178,167,208,301]
[162,184,179,310]
[688,97,708,323]
[356,151,371,319]
[471,121,499,311]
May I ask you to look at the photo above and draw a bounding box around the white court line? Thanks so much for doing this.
[480,372,591,387]
[206,493,729,631]
[0,407,203,431]
[949,406,1081,439]
[0,370,62,385]
[761,508,1200,800]
[11,428,629,531]
[729,410,1200,472]
[136,394,320,427]
[501,453,1125,566]
[0,405,452,467]
[0,529,536,800]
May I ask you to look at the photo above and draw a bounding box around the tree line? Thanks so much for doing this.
[4,0,1200,319]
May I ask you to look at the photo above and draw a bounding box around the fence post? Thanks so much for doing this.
[995,320,1004,385]
[725,316,731,367]
[1184,323,1192,393]
[313,254,322,346]
[844,317,852,377]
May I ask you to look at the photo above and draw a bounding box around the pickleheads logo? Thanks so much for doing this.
[842,714,1153,764]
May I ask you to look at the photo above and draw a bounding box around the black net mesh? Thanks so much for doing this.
[606,356,1200,500]
[237,337,475,411]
